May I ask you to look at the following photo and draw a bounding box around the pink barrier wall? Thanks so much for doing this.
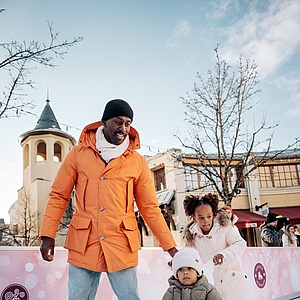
[0,247,300,300]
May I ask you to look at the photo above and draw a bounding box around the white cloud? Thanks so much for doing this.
[206,0,233,19]
[285,99,300,116]
[275,76,300,116]
[165,19,192,48]
[220,0,300,78]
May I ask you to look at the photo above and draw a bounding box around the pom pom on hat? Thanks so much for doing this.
[266,212,278,224]
[172,247,203,278]
[101,99,134,121]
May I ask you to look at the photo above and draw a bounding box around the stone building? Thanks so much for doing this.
[8,99,76,246]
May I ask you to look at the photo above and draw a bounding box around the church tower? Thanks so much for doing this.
[12,99,76,245]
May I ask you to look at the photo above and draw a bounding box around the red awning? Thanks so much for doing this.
[269,206,300,225]
[234,209,266,229]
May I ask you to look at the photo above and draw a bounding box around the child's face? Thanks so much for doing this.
[225,209,232,219]
[192,204,214,235]
[177,266,199,285]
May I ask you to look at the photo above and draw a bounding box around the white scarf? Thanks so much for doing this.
[95,125,129,163]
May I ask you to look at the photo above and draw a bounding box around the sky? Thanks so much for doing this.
[0,0,300,223]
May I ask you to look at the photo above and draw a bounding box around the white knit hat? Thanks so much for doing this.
[172,247,203,278]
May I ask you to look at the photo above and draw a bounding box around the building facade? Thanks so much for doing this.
[145,148,300,247]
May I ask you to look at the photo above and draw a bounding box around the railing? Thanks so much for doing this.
[0,246,300,299]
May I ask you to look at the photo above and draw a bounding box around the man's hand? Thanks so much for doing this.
[167,247,178,258]
[40,236,55,262]
[167,247,178,267]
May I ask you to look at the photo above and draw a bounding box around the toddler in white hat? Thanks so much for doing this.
[162,247,221,300]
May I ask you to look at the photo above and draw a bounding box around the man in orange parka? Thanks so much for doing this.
[39,99,178,299]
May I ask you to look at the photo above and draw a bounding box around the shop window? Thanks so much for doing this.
[154,168,166,191]
[183,164,245,191]
[257,164,300,188]
[184,165,201,190]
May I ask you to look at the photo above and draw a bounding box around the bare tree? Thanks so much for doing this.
[0,189,40,246]
[56,194,75,237]
[0,21,83,119]
[177,47,299,206]
[0,191,75,246]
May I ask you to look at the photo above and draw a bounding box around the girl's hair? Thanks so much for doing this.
[183,193,219,217]
[285,224,295,245]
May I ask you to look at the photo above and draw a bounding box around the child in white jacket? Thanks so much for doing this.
[182,193,250,300]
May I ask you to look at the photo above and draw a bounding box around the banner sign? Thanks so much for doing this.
[1,247,300,299]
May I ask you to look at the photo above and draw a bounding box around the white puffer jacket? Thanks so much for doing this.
[182,210,250,300]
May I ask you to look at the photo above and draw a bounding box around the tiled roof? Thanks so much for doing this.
[35,99,61,130]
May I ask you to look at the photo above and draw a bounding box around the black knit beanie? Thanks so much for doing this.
[101,99,134,121]
[266,212,277,224]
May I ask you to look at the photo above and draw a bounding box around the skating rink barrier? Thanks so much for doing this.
[0,247,300,299]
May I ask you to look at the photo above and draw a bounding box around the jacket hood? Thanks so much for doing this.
[78,121,141,152]
[167,274,208,289]
[183,210,231,247]
[216,209,232,227]
[259,222,267,231]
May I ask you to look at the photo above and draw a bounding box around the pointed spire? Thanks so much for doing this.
[35,99,61,130]
[47,85,49,101]
[19,94,76,146]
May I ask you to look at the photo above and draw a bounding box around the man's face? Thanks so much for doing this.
[268,220,278,228]
[103,116,131,145]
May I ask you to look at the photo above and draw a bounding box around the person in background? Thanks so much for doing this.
[39,99,178,300]
[282,224,298,247]
[259,212,284,247]
[163,247,222,300]
[294,225,300,246]
[182,193,250,300]
[222,205,238,225]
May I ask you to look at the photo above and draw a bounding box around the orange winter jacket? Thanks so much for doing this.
[39,121,176,272]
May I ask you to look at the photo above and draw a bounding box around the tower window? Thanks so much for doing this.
[24,144,29,168]
[36,142,46,161]
[54,143,62,162]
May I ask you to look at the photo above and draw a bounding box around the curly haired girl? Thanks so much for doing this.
[182,193,250,300]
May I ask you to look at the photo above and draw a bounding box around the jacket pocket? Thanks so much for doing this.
[218,268,249,297]
[64,215,91,254]
[75,173,88,210]
[126,178,134,213]
[121,216,141,252]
